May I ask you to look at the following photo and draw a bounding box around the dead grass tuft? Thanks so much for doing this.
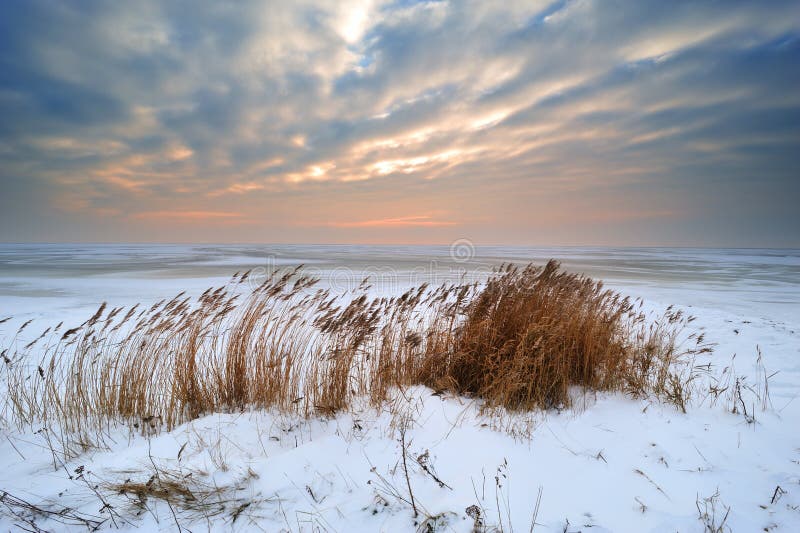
[2,261,707,452]
[420,261,706,411]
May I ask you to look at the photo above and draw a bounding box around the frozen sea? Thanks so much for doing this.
[0,244,798,332]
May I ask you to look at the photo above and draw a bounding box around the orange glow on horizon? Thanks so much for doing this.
[328,215,457,228]
[132,211,246,223]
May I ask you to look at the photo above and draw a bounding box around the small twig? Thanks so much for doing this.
[148,438,184,532]
[76,469,121,529]
[5,435,26,460]
[415,450,452,490]
[634,469,670,501]
[399,421,418,517]
[0,490,105,531]
[770,485,786,505]
[529,486,543,532]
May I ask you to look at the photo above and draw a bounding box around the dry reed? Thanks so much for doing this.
[1,261,708,453]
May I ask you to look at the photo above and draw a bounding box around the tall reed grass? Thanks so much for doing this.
[1,261,709,453]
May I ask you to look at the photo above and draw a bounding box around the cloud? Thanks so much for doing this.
[1,0,798,245]
[133,210,243,220]
[329,214,457,228]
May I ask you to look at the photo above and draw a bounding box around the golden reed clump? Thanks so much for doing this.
[420,261,704,410]
[2,261,709,453]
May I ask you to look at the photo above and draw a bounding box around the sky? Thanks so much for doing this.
[1,0,798,246]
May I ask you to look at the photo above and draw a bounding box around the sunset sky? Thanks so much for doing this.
[1,0,798,246]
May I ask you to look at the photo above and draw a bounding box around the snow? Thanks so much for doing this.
[1,245,799,531]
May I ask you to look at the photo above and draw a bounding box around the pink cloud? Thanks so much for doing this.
[328,215,457,228]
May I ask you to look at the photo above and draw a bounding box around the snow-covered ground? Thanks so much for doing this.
[1,245,798,531]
